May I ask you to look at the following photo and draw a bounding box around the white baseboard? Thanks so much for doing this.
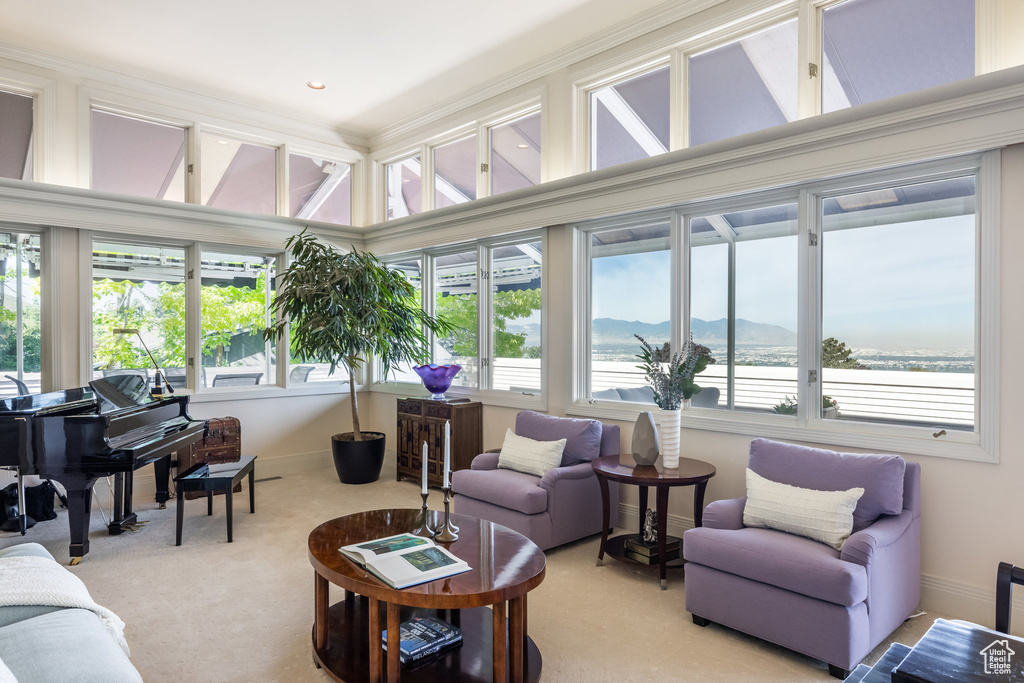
[619,501,1024,634]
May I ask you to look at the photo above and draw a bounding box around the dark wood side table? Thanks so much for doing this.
[592,455,716,590]
[396,398,482,488]
[308,509,546,683]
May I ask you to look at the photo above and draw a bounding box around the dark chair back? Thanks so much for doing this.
[212,372,263,387]
[996,562,1024,632]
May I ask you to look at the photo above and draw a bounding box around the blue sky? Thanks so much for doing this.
[592,214,975,351]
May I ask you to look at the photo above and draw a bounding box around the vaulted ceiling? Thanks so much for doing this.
[0,0,669,136]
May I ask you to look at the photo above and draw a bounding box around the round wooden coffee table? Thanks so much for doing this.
[592,455,716,590]
[308,509,546,683]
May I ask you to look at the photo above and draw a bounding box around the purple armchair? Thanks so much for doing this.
[682,438,921,679]
[452,411,620,551]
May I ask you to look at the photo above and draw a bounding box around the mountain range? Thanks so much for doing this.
[506,318,798,347]
[592,317,797,346]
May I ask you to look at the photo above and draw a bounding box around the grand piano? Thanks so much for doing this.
[0,375,205,563]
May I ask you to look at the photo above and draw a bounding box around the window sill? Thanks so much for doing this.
[370,381,546,411]
[568,399,995,463]
[185,381,349,404]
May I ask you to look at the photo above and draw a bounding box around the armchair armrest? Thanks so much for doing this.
[840,510,914,567]
[539,462,595,492]
[702,497,746,530]
[470,452,500,470]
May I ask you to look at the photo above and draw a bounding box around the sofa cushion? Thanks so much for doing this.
[591,388,620,400]
[616,386,656,403]
[0,609,142,683]
[743,469,864,550]
[515,411,602,466]
[451,468,548,515]
[497,429,566,477]
[749,438,906,532]
[683,526,868,607]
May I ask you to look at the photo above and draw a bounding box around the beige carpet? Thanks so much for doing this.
[0,460,941,682]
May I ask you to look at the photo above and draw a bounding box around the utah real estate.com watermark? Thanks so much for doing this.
[980,638,1016,676]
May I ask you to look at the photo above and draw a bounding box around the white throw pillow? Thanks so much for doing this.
[496,428,566,478]
[0,655,17,683]
[743,468,865,550]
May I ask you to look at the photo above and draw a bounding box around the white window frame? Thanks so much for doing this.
[374,230,547,411]
[0,70,55,184]
[574,57,673,174]
[81,231,318,397]
[283,146,359,225]
[482,104,544,198]
[571,151,998,462]
[85,104,193,202]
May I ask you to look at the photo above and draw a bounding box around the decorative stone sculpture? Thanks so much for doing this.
[631,411,659,466]
[642,508,657,545]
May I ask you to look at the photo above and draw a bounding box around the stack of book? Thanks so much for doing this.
[624,535,680,564]
[382,616,463,667]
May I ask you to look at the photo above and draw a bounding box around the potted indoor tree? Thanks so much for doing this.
[265,229,452,484]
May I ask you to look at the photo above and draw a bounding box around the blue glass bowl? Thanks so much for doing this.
[413,364,462,400]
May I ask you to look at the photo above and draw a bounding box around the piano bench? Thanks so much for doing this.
[173,455,256,546]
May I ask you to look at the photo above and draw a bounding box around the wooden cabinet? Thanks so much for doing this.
[396,398,482,488]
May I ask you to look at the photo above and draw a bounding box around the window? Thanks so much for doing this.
[0,233,41,398]
[820,0,975,113]
[589,220,671,401]
[387,257,425,384]
[381,233,544,398]
[489,111,541,196]
[434,250,478,390]
[590,65,670,170]
[385,154,422,219]
[688,20,798,147]
[0,89,33,181]
[575,154,992,459]
[689,202,799,413]
[91,110,186,201]
[820,175,976,430]
[91,241,186,384]
[288,154,352,225]
[434,135,477,208]
[200,133,277,215]
[200,251,277,388]
[489,241,542,393]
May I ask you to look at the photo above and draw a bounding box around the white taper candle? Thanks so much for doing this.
[421,441,428,494]
[443,420,451,488]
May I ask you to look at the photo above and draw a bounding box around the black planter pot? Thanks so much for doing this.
[331,432,386,484]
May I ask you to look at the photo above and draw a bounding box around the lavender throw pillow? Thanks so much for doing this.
[515,411,602,466]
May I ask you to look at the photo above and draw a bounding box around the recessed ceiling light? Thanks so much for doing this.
[307,81,326,90]
[217,139,230,145]
[516,144,530,149]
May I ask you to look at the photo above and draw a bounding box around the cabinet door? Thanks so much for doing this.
[396,412,421,473]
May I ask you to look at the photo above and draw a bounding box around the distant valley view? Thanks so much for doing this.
[563,318,974,373]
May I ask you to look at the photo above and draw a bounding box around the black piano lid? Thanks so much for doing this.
[0,387,98,416]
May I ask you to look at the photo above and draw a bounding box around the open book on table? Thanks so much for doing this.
[339,533,471,589]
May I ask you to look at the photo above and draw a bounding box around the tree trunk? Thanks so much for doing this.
[349,365,361,441]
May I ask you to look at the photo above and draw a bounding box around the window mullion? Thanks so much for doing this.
[478,245,491,391]
[423,254,437,363]
[185,244,202,391]
[797,0,821,120]
[798,187,818,423]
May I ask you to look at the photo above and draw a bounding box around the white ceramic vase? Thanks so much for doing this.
[659,407,681,468]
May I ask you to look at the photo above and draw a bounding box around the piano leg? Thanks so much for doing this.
[108,472,139,535]
[64,485,92,564]
[16,470,27,535]
[153,454,171,509]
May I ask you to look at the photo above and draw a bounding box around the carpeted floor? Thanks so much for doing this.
[0,459,941,682]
